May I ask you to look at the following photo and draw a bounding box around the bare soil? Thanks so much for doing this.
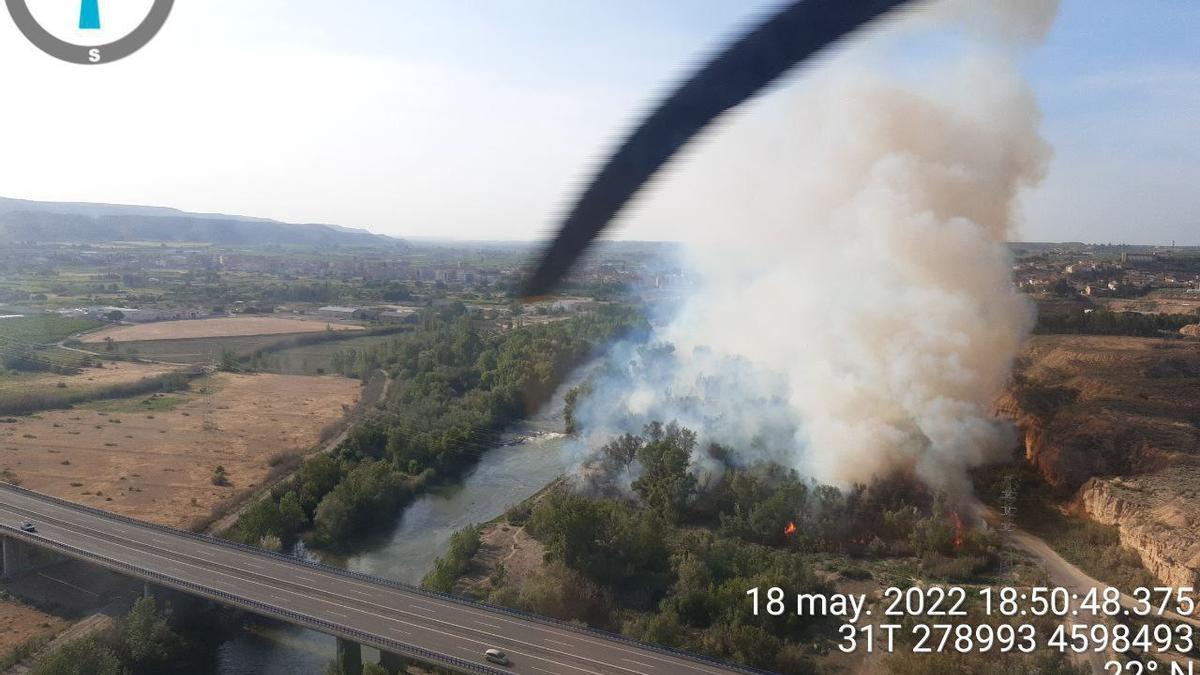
[0,372,360,528]
[455,523,546,597]
[81,317,363,343]
[997,334,1200,490]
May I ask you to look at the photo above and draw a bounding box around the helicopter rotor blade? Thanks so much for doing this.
[522,0,913,299]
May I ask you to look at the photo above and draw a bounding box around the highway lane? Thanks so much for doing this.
[0,485,752,675]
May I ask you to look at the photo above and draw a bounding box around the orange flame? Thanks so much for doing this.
[951,512,965,549]
[784,521,797,536]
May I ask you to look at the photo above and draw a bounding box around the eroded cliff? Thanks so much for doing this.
[997,334,1200,585]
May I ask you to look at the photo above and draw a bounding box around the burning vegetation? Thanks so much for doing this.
[442,420,1016,674]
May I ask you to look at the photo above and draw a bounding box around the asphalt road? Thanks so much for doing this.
[0,484,752,675]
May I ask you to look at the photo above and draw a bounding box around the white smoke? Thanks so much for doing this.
[567,0,1057,495]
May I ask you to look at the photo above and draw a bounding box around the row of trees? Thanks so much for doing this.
[228,303,646,551]
[1036,308,1196,336]
[0,371,191,417]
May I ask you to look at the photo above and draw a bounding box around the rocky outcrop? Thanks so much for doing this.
[1077,470,1200,588]
[1182,324,1200,338]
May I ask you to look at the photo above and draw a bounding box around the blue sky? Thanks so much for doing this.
[0,0,1196,243]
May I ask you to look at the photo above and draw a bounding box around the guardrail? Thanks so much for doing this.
[0,482,770,675]
[0,522,506,675]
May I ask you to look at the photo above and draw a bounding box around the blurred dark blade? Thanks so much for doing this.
[522,0,913,298]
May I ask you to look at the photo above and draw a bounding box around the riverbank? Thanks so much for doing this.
[217,307,639,554]
[214,418,574,672]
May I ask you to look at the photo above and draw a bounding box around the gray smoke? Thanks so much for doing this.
[566,0,1058,495]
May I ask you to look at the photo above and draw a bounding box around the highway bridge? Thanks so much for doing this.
[0,483,757,675]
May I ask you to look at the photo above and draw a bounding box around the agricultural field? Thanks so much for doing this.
[0,361,177,399]
[1099,293,1200,316]
[0,372,360,529]
[80,316,363,343]
[265,333,403,375]
[0,315,100,345]
[104,335,302,365]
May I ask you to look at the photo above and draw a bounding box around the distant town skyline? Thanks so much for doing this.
[0,0,1196,245]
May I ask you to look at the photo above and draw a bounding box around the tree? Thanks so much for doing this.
[277,490,308,535]
[105,310,125,323]
[529,491,670,590]
[118,596,186,674]
[631,422,697,523]
[217,348,239,372]
[296,454,344,514]
[32,638,121,675]
[211,465,230,486]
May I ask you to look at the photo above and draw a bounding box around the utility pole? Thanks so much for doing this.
[998,474,1018,577]
[79,0,100,30]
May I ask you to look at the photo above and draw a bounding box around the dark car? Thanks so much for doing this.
[18,521,36,533]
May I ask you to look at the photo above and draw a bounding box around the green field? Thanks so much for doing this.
[263,333,401,375]
[105,335,294,365]
[0,315,101,345]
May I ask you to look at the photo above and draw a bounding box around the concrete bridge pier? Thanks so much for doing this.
[1,536,61,580]
[336,637,363,675]
[378,650,411,674]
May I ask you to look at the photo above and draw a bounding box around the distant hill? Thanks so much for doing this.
[0,197,398,247]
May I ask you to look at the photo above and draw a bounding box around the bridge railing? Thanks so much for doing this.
[0,483,770,675]
[0,522,506,675]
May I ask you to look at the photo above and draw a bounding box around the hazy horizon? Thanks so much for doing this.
[4,192,1200,248]
[1,0,1197,245]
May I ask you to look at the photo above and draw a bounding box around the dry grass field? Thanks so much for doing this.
[1099,295,1200,316]
[0,361,176,397]
[80,316,363,343]
[0,372,360,528]
[0,600,67,665]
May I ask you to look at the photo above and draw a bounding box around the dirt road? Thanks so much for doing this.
[1012,529,1200,673]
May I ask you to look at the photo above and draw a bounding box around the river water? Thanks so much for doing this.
[214,411,573,674]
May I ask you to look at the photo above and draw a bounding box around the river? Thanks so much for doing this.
[214,410,573,674]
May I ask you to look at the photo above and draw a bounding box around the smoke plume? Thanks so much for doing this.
[566,0,1058,495]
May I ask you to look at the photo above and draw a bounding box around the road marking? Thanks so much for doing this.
[243,561,265,570]
[474,620,503,630]
[623,658,655,669]
[328,610,348,619]
[388,627,412,636]
[545,638,575,648]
